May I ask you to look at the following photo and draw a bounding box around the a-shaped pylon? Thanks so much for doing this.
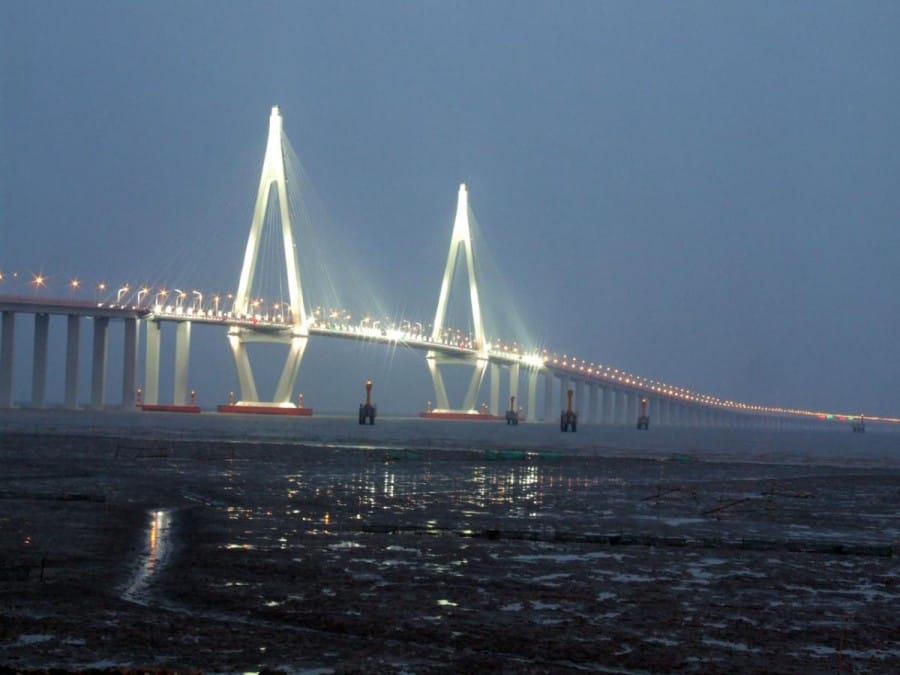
[426,183,489,411]
[228,106,308,405]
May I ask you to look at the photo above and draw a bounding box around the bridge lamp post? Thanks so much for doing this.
[174,289,186,312]
[213,295,220,317]
[116,284,131,305]
[155,289,168,310]
[192,291,202,313]
[137,287,149,306]
[96,282,107,302]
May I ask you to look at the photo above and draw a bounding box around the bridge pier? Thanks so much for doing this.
[681,405,692,427]
[173,321,191,406]
[527,368,538,422]
[489,363,500,416]
[675,403,687,426]
[601,386,614,425]
[121,318,138,408]
[144,319,161,405]
[612,389,624,425]
[626,392,638,426]
[64,315,80,409]
[589,382,599,425]
[645,397,658,428]
[543,371,553,421]
[657,399,668,426]
[31,313,49,408]
[0,311,15,407]
[558,376,569,415]
[90,317,109,409]
[575,379,585,423]
[509,363,520,416]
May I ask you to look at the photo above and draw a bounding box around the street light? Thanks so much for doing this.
[137,287,150,305]
[117,284,130,304]
[31,273,46,293]
[192,290,202,312]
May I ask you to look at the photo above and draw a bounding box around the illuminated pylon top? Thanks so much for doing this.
[234,105,306,327]
[431,183,485,351]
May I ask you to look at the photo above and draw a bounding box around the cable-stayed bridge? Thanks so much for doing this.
[0,107,890,428]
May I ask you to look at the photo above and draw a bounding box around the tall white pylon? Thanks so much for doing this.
[426,183,489,411]
[228,105,308,405]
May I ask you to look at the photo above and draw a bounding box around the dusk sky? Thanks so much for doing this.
[2,2,898,417]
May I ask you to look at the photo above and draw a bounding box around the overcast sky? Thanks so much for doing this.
[2,1,898,417]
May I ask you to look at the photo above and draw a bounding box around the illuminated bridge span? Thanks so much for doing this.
[0,107,888,427]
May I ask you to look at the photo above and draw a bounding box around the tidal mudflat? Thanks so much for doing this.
[1,411,898,673]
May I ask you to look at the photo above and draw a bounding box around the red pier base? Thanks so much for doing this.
[419,411,506,421]
[216,404,313,416]
[140,404,202,413]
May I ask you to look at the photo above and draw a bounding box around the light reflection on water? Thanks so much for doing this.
[122,509,171,604]
[216,460,589,554]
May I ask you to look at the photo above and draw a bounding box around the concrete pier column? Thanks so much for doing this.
[90,317,109,409]
[575,379,585,421]
[173,320,192,406]
[626,392,638,427]
[31,313,49,407]
[144,320,161,405]
[674,403,685,427]
[601,386,614,425]
[526,368,538,422]
[615,390,628,425]
[0,311,15,407]
[543,371,553,421]
[647,398,659,427]
[121,318,138,408]
[64,315,80,408]
[589,382,599,425]
[489,363,500,416]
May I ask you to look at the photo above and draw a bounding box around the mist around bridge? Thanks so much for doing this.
[1,3,899,417]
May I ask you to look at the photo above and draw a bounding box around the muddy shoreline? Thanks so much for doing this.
[1,425,898,673]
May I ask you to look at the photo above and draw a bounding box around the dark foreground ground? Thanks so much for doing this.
[0,419,898,673]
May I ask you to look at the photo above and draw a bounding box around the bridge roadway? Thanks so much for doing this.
[0,294,851,427]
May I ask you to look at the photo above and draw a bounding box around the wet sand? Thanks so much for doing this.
[0,415,898,673]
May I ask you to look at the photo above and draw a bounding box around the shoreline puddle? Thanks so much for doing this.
[122,509,173,605]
